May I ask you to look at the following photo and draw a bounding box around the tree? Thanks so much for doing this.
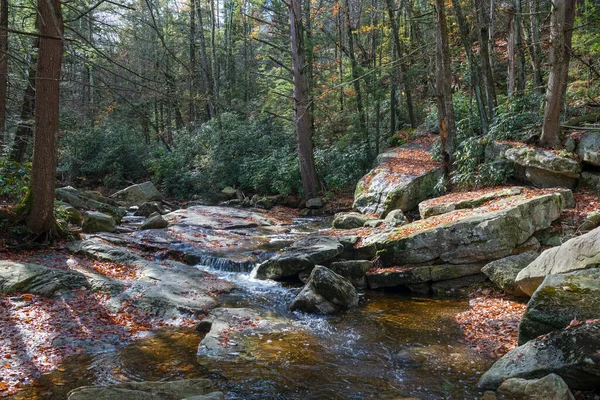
[0,0,8,144]
[540,0,576,148]
[27,0,64,236]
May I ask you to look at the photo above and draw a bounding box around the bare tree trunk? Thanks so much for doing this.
[289,0,320,199]
[197,3,215,119]
[540,0,575,148]
[515,0,526,94]
[27,0,64,236]
[507,4,516,96]
[0,0,8,144]
[529,0,543,94]
[210,0,219,118]
[475,0,496,120]
[189,0,197,123]
[9,52,37,163]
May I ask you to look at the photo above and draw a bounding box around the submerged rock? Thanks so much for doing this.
[82,211,117,233]
[0,261,90,297]
[478,322,600,390]
[67,379,222,400]
[290,266,358,314]
[516,226,600,296]
[481,251,538,297]
[497,374,575,400]
[111,181,162,205]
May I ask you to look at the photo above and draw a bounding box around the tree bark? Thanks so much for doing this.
[9,50,37,163]
[189,0,197,123]
[475,0,496,120]
[0,0,8,143]
[27,0,64,236]
[528,0,543,94]
[289,0,321,199]
[540,0,575,148]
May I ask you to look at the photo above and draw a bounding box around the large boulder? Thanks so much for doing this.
[576,131,600,167]
[328,260,373,288]
[332,212,373,229]
[0,261,89,297]
[82,211,117,233]
[366,263,484,290]
[67,379,221,400]
[353,143,444,217]
[518,268,600,344]
[515,226,600,296]
[56,186,125,220]
[290,266,359,314]
[110,181,162,205]
[497,374,575,400]
[481,251,538,297]
[504,147,581,189]
[478,322,600,390]
[254,236,344,280]
[363,191,568,267]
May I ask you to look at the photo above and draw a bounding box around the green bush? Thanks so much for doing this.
[488,92,544,140]
[451,135,513,188]
[0,158,30,200]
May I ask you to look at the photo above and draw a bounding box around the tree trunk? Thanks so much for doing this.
[529,0,543,94]
[0,0,8,143]
[196,3,215,119]
[540,0,575,148]
[475,0,496,120]
[515,0,526,94]
[507,4,516,96]
[27,0,64,236]
[9,52,37,163]
[289,0,321,199]
[189,0,197,123]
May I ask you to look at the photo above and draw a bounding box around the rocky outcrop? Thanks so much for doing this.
[56,186,125,220]
[478,322,600,390]
[254,236,343,280]
[0,261,89,297]
[481,251,538,297]
[111,181,162,205]
[290,266,359,314]
[577,131,600,167]
[68,379,222,400]
[497,374,575,400]
[518,268,600,344]
[504,147,580,189]
[515,226,600,296]
[353,143,443,217]
[82,211,117,233]
[140,213,169,230]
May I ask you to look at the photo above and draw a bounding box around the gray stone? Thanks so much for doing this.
[525,167,578,189]
[140,213,169,230]
[516,226,600,296]
[497,374,575,400]
[353,143,444,217]
[68,379,216,400]
[69,237,142,264]
[580,211,600,233]
[300,208,325,217]
[478,322,600,390]
[110,181,162,205]
[134,201,164,217]
[482,252,538,297]
[580,171,600,194]
[564,135,577,152]
[56,186,125,221]
[363,219,384,228]
[254,236,344,280]
[306,197,325,209]
[505,147,581,178]
[221,186,237,199]
[577,131,600,167]
[57,202,83,225]
[384,209,407,227]
[328,260,373,288]
[366,263,484,289]
[82,211,117,233]
[290,266,359,314]
[0,261,90,297]
[518,268,600,344]
[332,212,372,229]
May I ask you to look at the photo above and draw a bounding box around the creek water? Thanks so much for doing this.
[11,212,494,399]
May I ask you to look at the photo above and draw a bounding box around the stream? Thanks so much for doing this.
[10,209,495,399]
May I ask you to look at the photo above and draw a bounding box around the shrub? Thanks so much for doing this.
[0,158,30,200]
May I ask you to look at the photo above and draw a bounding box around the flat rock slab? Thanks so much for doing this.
[69,237,143,264]
[353,143,443,217]
[362,191,568,267]
[516,226,600,296]
[518,268,600,344]
[0,261,90,297]
[68,379,221,400]
[478,322,600,390]
[366,263,484,290]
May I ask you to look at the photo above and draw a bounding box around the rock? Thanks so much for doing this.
[497,374,575,400]
[363,219,384,228]
[290,266,359,314]
[383,209,407,227]
[57,202,83,225]
[516,226,600,296]
[564,135,577,152]
[221,186,238,199]
[69,237,142,264]
[306,197,325,209]
[481,251,538,297]
[512,236,542,254]
[328,260,373,288]
[110,181,162,205]
[577,131,600,167]
[254,236,344,280]
[518,268,600,344]
[366,263,484,290]
[418,187,522,219]
[363,191,567,267]
[353,143,444,217]
[67,379,218,400]
[0,261,89,297]
[478,322,600,390]
[332,212,372,229]
[56,186,125,220]
[534,228,569,247]
[300,208,325,217]
[504,147,581,188]
[580,171,600,194]
[580,211,600,233]
[82,211,117,233]
[134,201,164,217]
[250,195,274,209]
[140,213,169,230]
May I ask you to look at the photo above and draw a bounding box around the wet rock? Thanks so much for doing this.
[478,322,600,390]
[306,197,325,209]
[497,374,575,400]
[353,143,444,217]
[140,213,169,230]
[516,226,600,296]
[111,181,162,205]
[518,268,600,344]
[290,266,359,314]
[577,131,600,167]
[363,192,567,267]
[383,209,407,227]
[67,379,219,400]
[0,261,90,297]
[82,211,117,233]
[255,236,344,280]
[481,251,538,297]
[504,147,581,188]
[328,260,373,288]
[332,212,372,229]
[134,201,164,217]
[580,171,600,194]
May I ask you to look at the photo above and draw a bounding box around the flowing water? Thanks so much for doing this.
[11,212,495,399]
